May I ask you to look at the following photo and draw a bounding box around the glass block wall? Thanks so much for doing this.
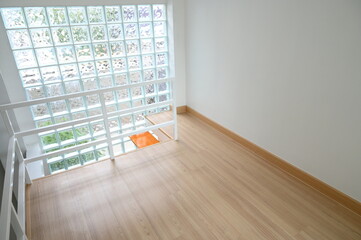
[1,5,171,173]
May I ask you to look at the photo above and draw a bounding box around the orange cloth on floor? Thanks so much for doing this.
[130,132,160,148]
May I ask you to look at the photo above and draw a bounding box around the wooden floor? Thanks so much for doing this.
[29,113,361,240]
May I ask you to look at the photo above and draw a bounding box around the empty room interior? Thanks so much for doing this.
[0,0,360,239]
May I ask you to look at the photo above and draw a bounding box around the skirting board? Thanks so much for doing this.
[181,105,361,216]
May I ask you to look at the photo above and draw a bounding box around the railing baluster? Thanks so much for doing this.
[99,93,115,160]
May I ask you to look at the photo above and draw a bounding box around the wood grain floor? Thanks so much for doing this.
[29,112,361,240]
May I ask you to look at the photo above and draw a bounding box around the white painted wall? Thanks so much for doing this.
[185,0,361,201]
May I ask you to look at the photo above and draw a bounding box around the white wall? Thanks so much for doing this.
[185,0,361,201]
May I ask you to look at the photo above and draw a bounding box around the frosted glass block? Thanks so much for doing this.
[145,84,155,95]
[68,7,87,25]
[49,159,65,173]
[41,66,61,83]
[56,46,76,64]
[36,47,57,66]
[75,45,93,61]
[93,43,109,59]
[82,78,98,90]
[130,71,142,84]
[124,23,138,39]
[158,82,168,92]
[96,147,109,160]
[140,39,154,53]
[131,86,143,98]
[108,118,120,131]
[138,5,152,22]
[126,40,140,55]
[118,102,131,110]
[1,8,26,29]
[69,97,85,111]
[121,115,133,128]
[81,151,96,164]
[110,42,125,57]
[30,28,52,47]
[75,125,91,139]
[86,94,100,107]
[139,22,153,38]
[41,133,57,146]
[155,38,167,52]
[107,104,117,113]
[31,104,50,119]
[19,68,42,86]
[108,26,123,43]
[54,115,70,123]
[52,27,72,45]
[79,62,96,77]
[99,76,113,88]
[142,55,154,69]
[60,64,79,80]
[112,58,127,73]
[156,53,167,66]
[66,156,80,169]
[143,69,155,81]
[153,5,166,21]
[114,74,128,86]
[116,89,129,100]
[50,100,67,115]
[72,111,87,120]
[91,121,105,136]
[105,6,121,23]
[158,94,169,102]
[71,26,90,43]
[7,29,32,49]
[103,91,115,103]
[124,141,136,152]
[13,49,37,69]
[157,67,167,79]
[26,86,45,100]
[47,7,68,26]
[36,118,53,128]
[87,6,105,24]
[88,108,102,116]
[90,25,107,42]
[134,113,145,124]
[59,128,75,142]
[122,6,137,22]
[96,60,112,75]
[128,56,141,70]
[25,7,48,27]
[64,80,81,93]
[46,83,64,97]
[154,22,167,37]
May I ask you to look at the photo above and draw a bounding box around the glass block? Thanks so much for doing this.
[158,82,168,92]
[110,42,125,57]
[19,68,42,86]
[1,8,26,29]
[73,111,87,120]
[112,58,127,73]
[145,84,155,95]
[121,115,133,128]
[108,118,120,130]
[93,43,109,59]
[64,80,81,93]
[59,128,74,142]
[90,25,107,42]
[157,67,168,79]
[103,91,115,103]
[41,133,57,146]
[91,121,105,136]
[140,39,154,53]
[118,101,131,110]
[130,71,142,84]
[36,118,53,128]
[31,104,50,119]
[86,94,100,107]
[126,40,140,55]
[79,62,96,77]
[153,5,166,21]
[156,53,167,66]
[99,76,113,88]
[13,50,37,69]
[143,69,155,81]
[124,141,136,152]
[128,56,141,70]
[47,7,68,26]
[159,94,169,102]
[96,147,109,160]
[142,55,154,68]
[69,97,85,111]
[81,151,96,164]
[108,25,123,41]
[41,66,61,83]
[88,108,102,116]
[46,83,64,97]
[105,6,121,23]
[71,26,90,43]
[25,7,48,27]
[68,7,87,25]
[96,60,111,75]
[106,105,117,113]
[49,159,65,173]
[138,5,152,22]
[154,22,167,37]
[56,46,76,64]
[82,78,98,90]
[52,27,72,45]
[122,6,137,22]
[75,125,91,139]
[116,89,129,100]
[134,113,145,124]
[124,23,138,39]
[66,156,80,169]
[139,22,153,38]
[26,86,45,100]
[50,100,67,115]
[36,47,57,66]
[132,86,143,98]
[114,74,128,86]
[75,45,93,61]
[7,29,32,49]
[54,115,70,123]
[155,38,167,52]
[87,6,105,24]
[60,64,79,81]
[30,28,52,48]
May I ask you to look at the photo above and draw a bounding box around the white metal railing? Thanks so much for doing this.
[0,77,177,240]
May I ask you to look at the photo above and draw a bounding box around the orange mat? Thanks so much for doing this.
[130,131,160,148]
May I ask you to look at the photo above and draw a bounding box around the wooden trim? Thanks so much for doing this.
[176,105,187,114]
[26,184,31,239]
[186,106,361,216]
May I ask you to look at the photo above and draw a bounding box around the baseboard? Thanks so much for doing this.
[186,106,361,216]
[176,105,187,114]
